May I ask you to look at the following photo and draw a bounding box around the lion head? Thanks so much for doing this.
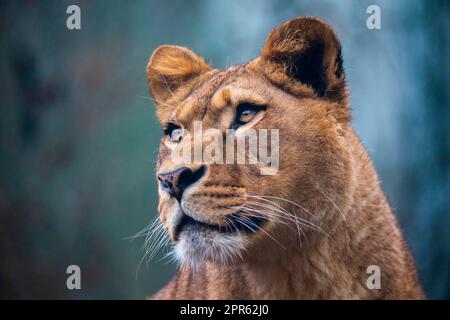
[147,17,352,270]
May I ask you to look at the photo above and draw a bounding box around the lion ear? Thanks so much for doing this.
[147,45,211,113]
[260,17,346,102]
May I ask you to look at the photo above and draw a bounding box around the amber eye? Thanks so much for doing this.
[169,128,183,142]
[233,103,265,129]
[239,109,256,123]
[164,123,184,143]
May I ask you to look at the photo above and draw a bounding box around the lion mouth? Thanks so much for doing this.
[174,211,265,240]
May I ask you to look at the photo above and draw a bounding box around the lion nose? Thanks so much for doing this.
[157,166,206,199]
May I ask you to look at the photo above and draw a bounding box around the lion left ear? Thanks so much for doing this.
[147,45,211,120]
[259,17,346,102]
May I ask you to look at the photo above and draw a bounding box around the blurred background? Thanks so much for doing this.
[0,0,448,299]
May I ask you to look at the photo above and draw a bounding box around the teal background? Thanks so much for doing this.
[0,0,448,299]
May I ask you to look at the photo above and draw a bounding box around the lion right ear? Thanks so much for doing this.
[259,17,346,103]
[147,45,211,118]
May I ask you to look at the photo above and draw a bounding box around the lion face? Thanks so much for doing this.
[147,17,351,269]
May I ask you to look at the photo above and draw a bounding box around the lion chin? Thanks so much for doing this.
[173,226,247,271]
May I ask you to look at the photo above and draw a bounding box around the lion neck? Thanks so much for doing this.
[190,217,352,299]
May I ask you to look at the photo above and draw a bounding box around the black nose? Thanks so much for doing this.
[157,166,206,200]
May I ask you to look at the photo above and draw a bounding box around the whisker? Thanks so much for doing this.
[321,190,347,223]
[231,205,288,226]
[243,194,316,219]
[235,215,286,250]
[125,217,160,241]
[236,203,306,246]
[135,218,170,279]
[240,194,332,238]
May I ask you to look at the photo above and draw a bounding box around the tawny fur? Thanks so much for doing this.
[146,16,424,300]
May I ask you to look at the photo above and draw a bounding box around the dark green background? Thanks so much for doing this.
[0,0,448,299]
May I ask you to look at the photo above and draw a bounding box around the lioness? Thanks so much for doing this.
[146,16,424,299]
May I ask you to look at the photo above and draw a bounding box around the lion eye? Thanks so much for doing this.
[169,128,183,142]
[233,103,266,128]
[164,123,184,143]
[239,109,256,123]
